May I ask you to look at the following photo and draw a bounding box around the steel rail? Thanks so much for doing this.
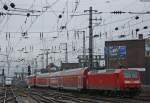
[3,87,7,103]
[29,88,150,103]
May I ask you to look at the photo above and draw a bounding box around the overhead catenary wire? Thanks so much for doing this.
[13,0,62,68]
[4,0,61,67]
[1,0,150,69]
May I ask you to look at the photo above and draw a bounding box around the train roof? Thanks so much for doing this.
[61,67,88,76]
[49,71,61,76]
[49,68,88,76]
[88,69,115,74]
[26,68,141,77]
[128,68,145,71]
[114,69,140,73]
[88,68,139,74]
[36,73,50,77]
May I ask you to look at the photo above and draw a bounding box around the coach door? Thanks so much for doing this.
[78,75,82,89]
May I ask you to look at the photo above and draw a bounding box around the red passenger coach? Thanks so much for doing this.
[36,73,50,87]
[26,75,36,87]
[60,68,88,90]
[49,71,61,88]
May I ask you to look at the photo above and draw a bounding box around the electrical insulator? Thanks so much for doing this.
[135,16,139,20]
[3,5,8,10]
[111,11,125,14]
[61,26,66,29]
[94,35,99,38]
[10,3,15,8]
[136,28,140,32]
[58,14,62,18]
[27,13,30,17]
[115,27,119,31]
[143,26,148,29]
[22,32,26,36]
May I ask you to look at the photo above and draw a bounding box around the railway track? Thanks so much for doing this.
[0,86,18,103]
[133,95,150,102]
[28,88,150,103]
[30,92,65,103]
[29,88,106,103]
[1,87,149,103]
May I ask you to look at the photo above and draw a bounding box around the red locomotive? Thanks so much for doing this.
[26,68,141,96]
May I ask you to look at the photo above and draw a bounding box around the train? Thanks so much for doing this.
[25,67,141,96]
[5,77,12,87]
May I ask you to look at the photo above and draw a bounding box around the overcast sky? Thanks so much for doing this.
[0,0,150,76]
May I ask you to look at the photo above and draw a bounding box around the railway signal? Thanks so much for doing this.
[28,65,31,76]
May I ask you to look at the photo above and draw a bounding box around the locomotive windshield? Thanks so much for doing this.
[123,70,138,78]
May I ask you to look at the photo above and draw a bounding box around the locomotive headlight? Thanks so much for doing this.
[133,80,140,84]
[125,80,140,84]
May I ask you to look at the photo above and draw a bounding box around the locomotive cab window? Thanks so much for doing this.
[123,70,138,78]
